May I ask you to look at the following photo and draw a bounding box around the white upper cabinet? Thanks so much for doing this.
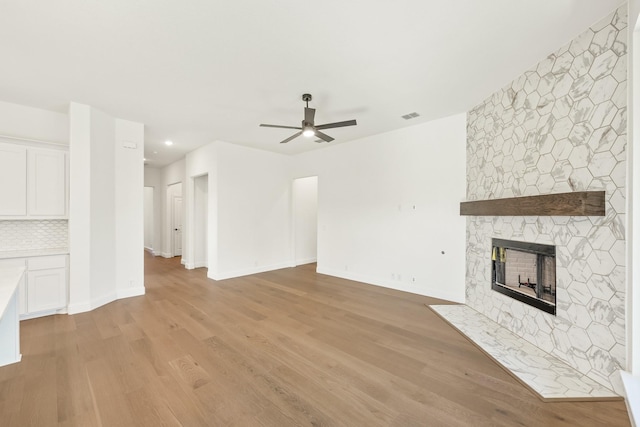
[0,140,67,219]
[27,148,67,217]
[0,143,27,216]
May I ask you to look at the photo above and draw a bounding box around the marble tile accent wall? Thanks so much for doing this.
[0,220,68,251]
[466,6,627,392]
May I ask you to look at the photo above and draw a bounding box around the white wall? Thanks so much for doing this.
[68,103,91,309]
[0,100,68,143]
[183,141,292,279]
[215,142,292,279]
[114,119,144,299]
[293,176,318,265]
[193,175,208,268]
[68,102,144,314]
[293,113,467,302]
[88,107,116,306]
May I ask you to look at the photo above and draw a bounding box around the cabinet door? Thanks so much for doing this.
[27,148,66,217]
[0,143,27,216]
[27,268,66,313]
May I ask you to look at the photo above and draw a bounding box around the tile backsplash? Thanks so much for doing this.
[0,220,68,251]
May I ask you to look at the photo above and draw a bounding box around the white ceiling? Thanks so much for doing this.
[0,0,624,167]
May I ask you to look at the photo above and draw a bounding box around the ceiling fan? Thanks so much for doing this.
[260,94,357,144]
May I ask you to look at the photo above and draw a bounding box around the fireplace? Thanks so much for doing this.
[491,238,556,315]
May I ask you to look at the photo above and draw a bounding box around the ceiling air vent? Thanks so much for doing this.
[401,112,420,120]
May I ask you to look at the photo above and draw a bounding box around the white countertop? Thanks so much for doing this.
[0,248,69,259]
[0,267,24,319]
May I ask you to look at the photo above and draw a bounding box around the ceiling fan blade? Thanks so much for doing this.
[280,131,303,144]
[304,107,315,125]
[314,130,334,143]
[315,119,357,130]
[260,124,302,130]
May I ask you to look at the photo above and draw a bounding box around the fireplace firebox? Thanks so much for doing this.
[491,238,556,315]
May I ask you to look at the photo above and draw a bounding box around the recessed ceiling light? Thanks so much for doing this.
[165,140,174,146]
[153,151,158,154]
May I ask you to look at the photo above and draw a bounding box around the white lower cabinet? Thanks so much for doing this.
[27,269,66,313]
[0,255,67,318]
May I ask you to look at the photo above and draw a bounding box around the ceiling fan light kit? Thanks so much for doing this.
[260,93,357,144]
[302,125,315,138]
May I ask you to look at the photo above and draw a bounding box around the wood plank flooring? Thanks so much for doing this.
[0,253,631,426]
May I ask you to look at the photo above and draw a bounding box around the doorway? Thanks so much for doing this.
[292,176,318,266]
[193,174,208,268]
[143,186,154,253]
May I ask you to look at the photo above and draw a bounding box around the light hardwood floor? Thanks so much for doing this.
[0,253,630,426]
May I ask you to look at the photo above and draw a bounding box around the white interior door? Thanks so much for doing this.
[173,196,183,256]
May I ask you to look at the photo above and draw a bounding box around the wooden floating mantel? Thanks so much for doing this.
[460,191,605,216]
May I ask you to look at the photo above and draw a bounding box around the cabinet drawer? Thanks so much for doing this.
[0,258,26,269]
[28,255,66,271]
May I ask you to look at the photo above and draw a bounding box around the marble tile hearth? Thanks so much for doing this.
[430,304,621,401]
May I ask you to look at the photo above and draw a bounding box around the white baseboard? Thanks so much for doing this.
[144,246,154,254]
[19,307,65,320]
[117,286,145,299]
[316,266,464,303]
[294,257,317,266]
[161,252,172,258]
[90,292,118,311]
[67,301,92,315]
[185,261,207,270]
[621,371,639,427]
[67,287,144,315]
[209,261,294,281]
